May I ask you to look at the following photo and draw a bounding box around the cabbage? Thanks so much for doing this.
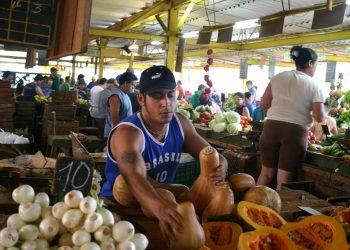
[178,109,191,119]
[226,111,240,124]
[208,119,217,129]
[214,112,226,123]
[213,122,227,133]
[227,123,242,134]
[190,110,200,121]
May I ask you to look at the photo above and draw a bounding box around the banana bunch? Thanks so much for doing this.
[75,98,89,105]
[34,95,52,103]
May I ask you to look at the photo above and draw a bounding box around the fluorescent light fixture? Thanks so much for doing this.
[129,44,139,50]
[233,18,260,29]
[151,41,163,45]
[183,31,199,38]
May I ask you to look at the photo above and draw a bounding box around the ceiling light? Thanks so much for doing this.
[233,18,260,29]
[183,31,199,38]
[151,41,163,45]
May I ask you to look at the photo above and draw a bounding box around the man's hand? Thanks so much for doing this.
[156,204,184,244]
[210,153,227,186]
[210,164,226,186]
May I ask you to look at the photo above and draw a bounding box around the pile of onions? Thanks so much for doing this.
[0,185,149,250]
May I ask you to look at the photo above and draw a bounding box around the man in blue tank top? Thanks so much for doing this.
[104,72,138,138]
[104,65,227,243]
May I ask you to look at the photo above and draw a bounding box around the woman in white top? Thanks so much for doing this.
[258,46,326,189]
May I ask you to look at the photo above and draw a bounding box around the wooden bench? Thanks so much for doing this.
[46,135,104,158]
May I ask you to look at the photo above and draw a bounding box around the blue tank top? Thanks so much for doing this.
[23,82,37,96]
[100,112,185,196]
[104,88,132,137]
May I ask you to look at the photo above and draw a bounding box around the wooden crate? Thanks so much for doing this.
[0,113,13,122]
[51,90,77,104]
[0,97,15,105]
[42,119,79,136]
[15,101,35,114]
[0,88,12,97]
[44,104,77,121]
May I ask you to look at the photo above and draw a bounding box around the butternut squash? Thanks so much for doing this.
[112,175,139,207]
[204,221,242,250]
[189,146,220,216]
[170,202,205,250]
[238,227,298,250]
[202,185,234,224]
[281,215,349,250]
[243,185,281,213]
[141,188,178,218]
[228,173,256,203]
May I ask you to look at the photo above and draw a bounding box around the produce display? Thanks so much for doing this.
[188,146,220,216]
[0,185,149,249]
[307,134,350,159]
[34,95,52,103]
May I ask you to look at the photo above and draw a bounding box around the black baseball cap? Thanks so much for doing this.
[139,65,176,93]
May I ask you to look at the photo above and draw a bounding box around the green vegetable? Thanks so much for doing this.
[190,110,200,121]
[178,109,191,119]
[227,123,242,134]
[213,122,227,133]
[226,111,240,124]
[213,112,226,123]
[14,128,30,138]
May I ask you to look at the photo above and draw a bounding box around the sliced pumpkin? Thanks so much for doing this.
[238,227,298,250]
[204,221,242,250]
[237,201,286,230]
[281,215,349,250]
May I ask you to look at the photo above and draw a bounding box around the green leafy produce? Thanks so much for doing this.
[337,111,350,125]
[344,90,350,104]
[214,112,226,123]
[190,110,200,121]
[226,111,241,124]
[178,109,191,119]
[213,122,227,133]
[227,123,242,134]
[14,128,30,138]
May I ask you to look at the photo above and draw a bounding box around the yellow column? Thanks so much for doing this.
[166,8,178,71]
[98,38,108,78]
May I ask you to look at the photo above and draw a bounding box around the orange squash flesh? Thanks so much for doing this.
[281,215,349,250]
[204,221,242,250]
[238,227,298,250]
[237,201,286,230]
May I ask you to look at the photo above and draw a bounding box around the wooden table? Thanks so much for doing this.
[46,135,104,157]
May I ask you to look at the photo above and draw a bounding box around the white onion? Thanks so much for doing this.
[50,246,59,250]
[0,245,4,250]
[52,202,69,220]
[57,247,72,250]
[100,241,116,250]
[116,241,136,250]
[64,190,83,208]
[59,233,73,247]
[34,192,50,209]
[62,209,84,229]
[84,212,103,233]
[58,219,68,234]
[19,224,39,241]
[72,247,80,250]
[18,202,41,222]
[94,226,112,243]
[35,238,50,250]
[81,242,101,250]
[41,206,54,218]
[130,233,149,250]
[112,221,135,242]
[6,247,20,250]
[12,185,35,204]
[79,196,97,214]
[97,207,115,226]
[21,240,37,250]
[0,227,18,247]
[71,229,91,246]
[7,213,25,230]
[39,217,59,239]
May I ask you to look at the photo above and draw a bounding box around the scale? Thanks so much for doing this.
[239,121,264,151]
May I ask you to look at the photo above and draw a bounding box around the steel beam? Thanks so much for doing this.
[89,28,167,42]
[166,8,179,71]
[176,2,195,33]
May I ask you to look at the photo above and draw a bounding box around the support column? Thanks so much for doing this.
[98,38,109,78]
[166,7,178,71]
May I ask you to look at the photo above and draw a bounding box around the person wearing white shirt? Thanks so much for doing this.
[89,78,107,138]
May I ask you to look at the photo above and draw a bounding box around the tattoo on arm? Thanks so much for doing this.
[121,152,137,164]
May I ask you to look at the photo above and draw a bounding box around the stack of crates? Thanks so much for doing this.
[0,81,15,131]
[174,153,200,187]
